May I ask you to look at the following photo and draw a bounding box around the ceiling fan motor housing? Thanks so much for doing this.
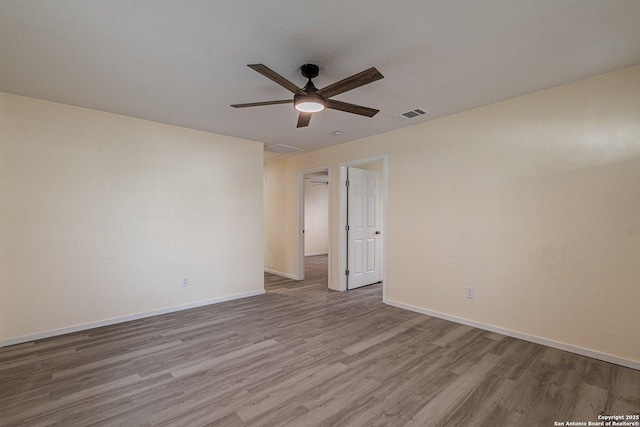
[295,64,325,112]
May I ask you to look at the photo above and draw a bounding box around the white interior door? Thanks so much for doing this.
[347,167,381,289]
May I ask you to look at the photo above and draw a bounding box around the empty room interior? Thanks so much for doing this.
[1,1,639,426]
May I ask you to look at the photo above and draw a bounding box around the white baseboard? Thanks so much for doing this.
[264,268,299,280]
[386,299,640,371]
[304,252,328,257]
[0,289,266,349]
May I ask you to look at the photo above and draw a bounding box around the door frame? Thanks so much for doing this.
[338,155,388,301]
[297,165,332,284]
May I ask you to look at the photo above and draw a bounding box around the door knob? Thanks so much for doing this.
[375,231,381,235]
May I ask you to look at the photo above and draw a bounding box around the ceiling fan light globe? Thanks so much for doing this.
[294,94,326,113]
[295,101,325,113]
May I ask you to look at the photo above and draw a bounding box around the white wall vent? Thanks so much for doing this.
[392,108,430,121]
[264,144,304,154]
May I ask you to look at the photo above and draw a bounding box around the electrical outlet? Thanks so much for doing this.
[182,277,189,287]
[465,287,474,299]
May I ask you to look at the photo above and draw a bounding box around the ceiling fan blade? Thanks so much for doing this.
[248,64,305,95]
[297,112,312,128]
[317,67,384,99]
[326,99,379,117]
[231,99,293,108]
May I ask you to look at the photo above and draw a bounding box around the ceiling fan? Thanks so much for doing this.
[231,63,384,128]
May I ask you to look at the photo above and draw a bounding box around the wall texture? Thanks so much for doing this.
[0,92,264,344]
[264,65,640,365]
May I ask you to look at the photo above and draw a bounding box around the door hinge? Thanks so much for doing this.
[345,225,350,231]
[345,269,350,276]
[345,180,350,187]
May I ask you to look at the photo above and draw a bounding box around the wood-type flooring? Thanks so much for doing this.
[1,255,638,426]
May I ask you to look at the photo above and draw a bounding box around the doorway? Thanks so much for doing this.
[346,165,382,289]
[298,166,331,286]
[339,155,387,299]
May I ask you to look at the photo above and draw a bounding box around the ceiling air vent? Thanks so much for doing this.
[264,144,304,154]
[392,108,430,121]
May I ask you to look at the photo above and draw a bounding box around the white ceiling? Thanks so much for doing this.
[2,1,640,160]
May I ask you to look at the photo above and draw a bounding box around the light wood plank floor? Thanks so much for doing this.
[1,255,638,426]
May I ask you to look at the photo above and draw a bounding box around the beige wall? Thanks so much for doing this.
[264,65,640,364]
[0,92,264,344]
[304,179,329,256]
